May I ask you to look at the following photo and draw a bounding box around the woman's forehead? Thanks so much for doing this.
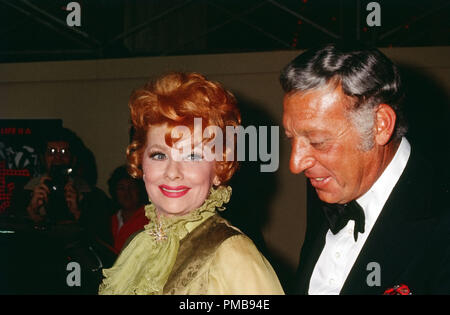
[146,123,214,148]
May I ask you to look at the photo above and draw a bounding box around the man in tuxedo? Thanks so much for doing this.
[280,42,449,294]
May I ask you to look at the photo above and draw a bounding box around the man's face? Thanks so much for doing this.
[45,141,72,170]
[282,86,378,204]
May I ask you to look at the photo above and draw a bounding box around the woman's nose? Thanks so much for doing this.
[164,158,183,181]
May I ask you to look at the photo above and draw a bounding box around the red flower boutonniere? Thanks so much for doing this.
[383,284,412,295]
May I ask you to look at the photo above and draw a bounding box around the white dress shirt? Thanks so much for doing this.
[308,137,411,295]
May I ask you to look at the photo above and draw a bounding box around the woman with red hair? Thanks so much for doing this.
[99,72,283,295]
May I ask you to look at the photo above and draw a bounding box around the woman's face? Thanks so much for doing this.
[142,124,220,217]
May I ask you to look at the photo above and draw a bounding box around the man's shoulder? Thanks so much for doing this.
[394,147,447,208]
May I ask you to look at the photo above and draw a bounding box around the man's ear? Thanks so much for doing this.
[374,104,397,145]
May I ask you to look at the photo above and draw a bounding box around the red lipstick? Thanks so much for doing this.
[159,185,190,198]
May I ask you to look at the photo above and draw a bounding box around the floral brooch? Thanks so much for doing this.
[147,220,168,242]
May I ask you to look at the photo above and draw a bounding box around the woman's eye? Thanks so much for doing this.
[150,152,166,160]
[186,153,203,161]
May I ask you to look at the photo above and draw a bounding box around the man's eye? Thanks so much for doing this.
[311,141,327,149]
[150,152,166,160]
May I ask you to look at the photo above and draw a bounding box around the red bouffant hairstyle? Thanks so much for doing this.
[126,72,241,184]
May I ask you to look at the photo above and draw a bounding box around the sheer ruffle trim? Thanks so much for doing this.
[98,230,178,295]
[144,185,231,240]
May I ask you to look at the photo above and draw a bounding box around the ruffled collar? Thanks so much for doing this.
[98,185,231,295]
[144,185,231,242]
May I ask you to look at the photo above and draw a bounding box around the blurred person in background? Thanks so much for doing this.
[108,165,148,254]
[25,127,112,244]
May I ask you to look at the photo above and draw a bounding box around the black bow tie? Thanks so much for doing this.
[322,201,365,241]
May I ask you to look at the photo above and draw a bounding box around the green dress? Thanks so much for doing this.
[98,186,284,295]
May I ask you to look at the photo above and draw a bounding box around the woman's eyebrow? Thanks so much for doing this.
[147,144,166,150]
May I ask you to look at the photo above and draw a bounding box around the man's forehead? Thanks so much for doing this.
[283,88,351,135]
[284,87,346,112]
[284,115,341,136]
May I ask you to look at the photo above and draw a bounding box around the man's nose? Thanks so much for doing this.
[289,139,316,174]
[164,158,183,181]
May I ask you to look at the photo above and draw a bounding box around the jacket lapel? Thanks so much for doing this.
[295,220,328,294]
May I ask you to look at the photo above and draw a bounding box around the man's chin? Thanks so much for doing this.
[315,189,345,204]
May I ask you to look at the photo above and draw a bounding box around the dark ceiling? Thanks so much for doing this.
[1,0,449,63]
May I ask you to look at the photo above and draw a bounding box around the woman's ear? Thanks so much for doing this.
[212,175,221,187]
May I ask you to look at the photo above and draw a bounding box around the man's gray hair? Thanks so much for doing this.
[346,101,376,151]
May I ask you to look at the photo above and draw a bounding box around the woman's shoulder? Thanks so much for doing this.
[207,215,259,254]
[207,219,285,294]
[205,216,264,264]
[214,232,260,258]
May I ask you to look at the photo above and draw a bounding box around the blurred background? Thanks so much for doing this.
[1,0,449,62]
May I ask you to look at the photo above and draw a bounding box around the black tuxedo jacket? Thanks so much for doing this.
[294,149,450,294]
